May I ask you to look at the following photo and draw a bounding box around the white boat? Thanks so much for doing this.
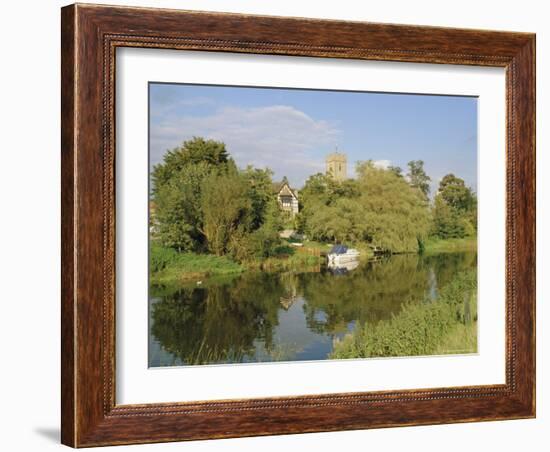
[327,245,360,266]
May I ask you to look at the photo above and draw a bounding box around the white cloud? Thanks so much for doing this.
[372,159,392,170]
[150,105,339,186]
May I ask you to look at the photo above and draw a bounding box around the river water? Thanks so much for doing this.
[148,251,477,366]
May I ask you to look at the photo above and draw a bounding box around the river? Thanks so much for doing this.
[148,251,477,366]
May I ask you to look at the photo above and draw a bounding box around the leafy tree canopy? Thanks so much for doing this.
[151,138,282,259]
[431,174,477,239]
[299,161,431,253]
[438,173,476,212]
[152,137,233,195]
[407,160,431,197]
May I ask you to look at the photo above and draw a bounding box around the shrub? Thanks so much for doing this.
[331,270,477,359]
[150,244,180,273]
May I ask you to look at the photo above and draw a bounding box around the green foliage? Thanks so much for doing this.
[150,273,286,364]
[151,137,238,251]
[431,174,477,240]
[423,236,477,253]
[439,174,476,211]
[331,270,477,359]
[299,163,431,253]
[332,300,455,358]
[242,166,276,230]
[407,160,431,197]
[150,244,244,284]
[201,169,251,255]
[227,199,283,262]
[153,162,212,251]
[151,137,283,261]
[388,165,403,177]
[150,244,181,273]
[151,137,231,194]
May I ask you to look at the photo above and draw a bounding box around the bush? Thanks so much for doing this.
[331,270,477,359]
[150,244,180,273]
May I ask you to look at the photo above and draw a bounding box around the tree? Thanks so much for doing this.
[438,174,475,212]
[154,162,212,251]
[431,194,466,238]
[242,166,275,230]
[151,137,232,195]
[356,162,431,252]
[299,162,431,253]
[431,174,477,239]
[201,170,251,256]
[407,160,431,197]
[388,165,403,178]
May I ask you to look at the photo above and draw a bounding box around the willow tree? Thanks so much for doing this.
[356,162,431,252]
[299,162,431,253]
[201,170,251,256]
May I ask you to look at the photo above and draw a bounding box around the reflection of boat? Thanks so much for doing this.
[327,245,360,266]
[327,259,360,273]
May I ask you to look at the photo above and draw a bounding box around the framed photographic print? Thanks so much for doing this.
[61,3,536,447]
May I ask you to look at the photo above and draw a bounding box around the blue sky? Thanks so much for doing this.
[149,83,477,194]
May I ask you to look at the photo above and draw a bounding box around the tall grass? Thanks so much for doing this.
[331,270,477,359]
[150,245,244,284]
[423,237,477,254]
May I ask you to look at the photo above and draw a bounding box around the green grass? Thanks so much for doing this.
[423,236,477,253]
[150,238,378,286]
[331,270,477,359]
[150,245,244,285]
[434,322,477,355]
[301,240,329,251]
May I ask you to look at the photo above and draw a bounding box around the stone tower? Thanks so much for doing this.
[326,152,347,181]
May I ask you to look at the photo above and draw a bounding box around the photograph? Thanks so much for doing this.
[147,83,479,367]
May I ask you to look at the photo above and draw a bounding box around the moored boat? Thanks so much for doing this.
[327,245,360,266]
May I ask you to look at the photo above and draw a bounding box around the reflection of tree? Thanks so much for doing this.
[422,252,477,290]
[150,273,284,364]
[300,253,476,335]
[151,252,477,364]
[278,272,299,310]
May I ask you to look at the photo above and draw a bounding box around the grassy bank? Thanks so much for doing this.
[150,243,324,285]
[250,252,322,272]
[150,245,244,285]
[434,322,477,355]
[330,270,477,359]
[151,238,378,285]
[423,236,477,254]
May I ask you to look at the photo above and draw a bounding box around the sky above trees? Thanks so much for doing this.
[149,82,477,194]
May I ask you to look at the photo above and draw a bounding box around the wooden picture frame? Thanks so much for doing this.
[61,3,535,447]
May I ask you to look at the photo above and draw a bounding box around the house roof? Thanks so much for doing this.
[272,181,298,198]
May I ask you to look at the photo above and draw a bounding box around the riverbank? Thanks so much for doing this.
[150,245,245,285]
[151,239,378,285]
[423,236,477,254]
[330,270,477,359]
[150,242,328,285]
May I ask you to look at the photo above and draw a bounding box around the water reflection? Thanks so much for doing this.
[149,251,477,366]
[327,258,360,273]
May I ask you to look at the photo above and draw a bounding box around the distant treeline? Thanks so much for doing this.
[151,137,477,260]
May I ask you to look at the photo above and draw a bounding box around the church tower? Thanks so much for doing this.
[326,152,347,181]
